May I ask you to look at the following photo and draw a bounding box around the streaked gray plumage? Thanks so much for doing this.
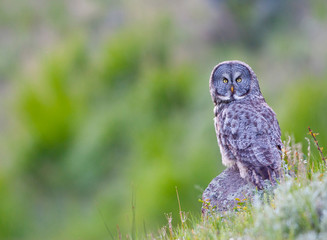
[209,60,282,189]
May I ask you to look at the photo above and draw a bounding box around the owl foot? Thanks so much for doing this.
[249,169,265,190]
[247,167,279,190]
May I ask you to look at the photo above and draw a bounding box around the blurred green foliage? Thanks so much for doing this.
[279,80,327,153]
[1,0,327,239]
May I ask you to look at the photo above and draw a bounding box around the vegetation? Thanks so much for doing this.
[149,131,327,240]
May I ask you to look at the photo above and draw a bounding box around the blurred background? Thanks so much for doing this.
[1,0,327,239]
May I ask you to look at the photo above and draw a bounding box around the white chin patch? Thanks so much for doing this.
[218,95,231,101]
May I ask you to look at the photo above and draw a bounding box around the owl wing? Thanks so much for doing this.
[222,103,282,179]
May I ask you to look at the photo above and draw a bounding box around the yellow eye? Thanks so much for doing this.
[236,77,242,83]
[223,78,228,83]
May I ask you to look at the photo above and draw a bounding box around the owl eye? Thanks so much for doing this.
[236,77,242,83]
[223,78,228,83]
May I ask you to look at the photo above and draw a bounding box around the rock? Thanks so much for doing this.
[202,167,256,214]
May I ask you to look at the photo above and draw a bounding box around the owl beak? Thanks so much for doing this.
[231,85,234,94]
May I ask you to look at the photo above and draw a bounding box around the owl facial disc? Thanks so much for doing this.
[209,60,261,104]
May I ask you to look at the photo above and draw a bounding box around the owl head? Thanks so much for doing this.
[209,60,263,105]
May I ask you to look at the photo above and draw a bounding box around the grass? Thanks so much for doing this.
[107,128,327,239]
[137,128,327,240]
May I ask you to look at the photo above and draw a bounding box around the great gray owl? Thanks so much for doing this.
[209,60,282,190]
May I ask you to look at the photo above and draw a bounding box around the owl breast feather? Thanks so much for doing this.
[215,100,282,168]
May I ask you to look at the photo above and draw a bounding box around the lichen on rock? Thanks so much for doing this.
[202,167,257,213]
